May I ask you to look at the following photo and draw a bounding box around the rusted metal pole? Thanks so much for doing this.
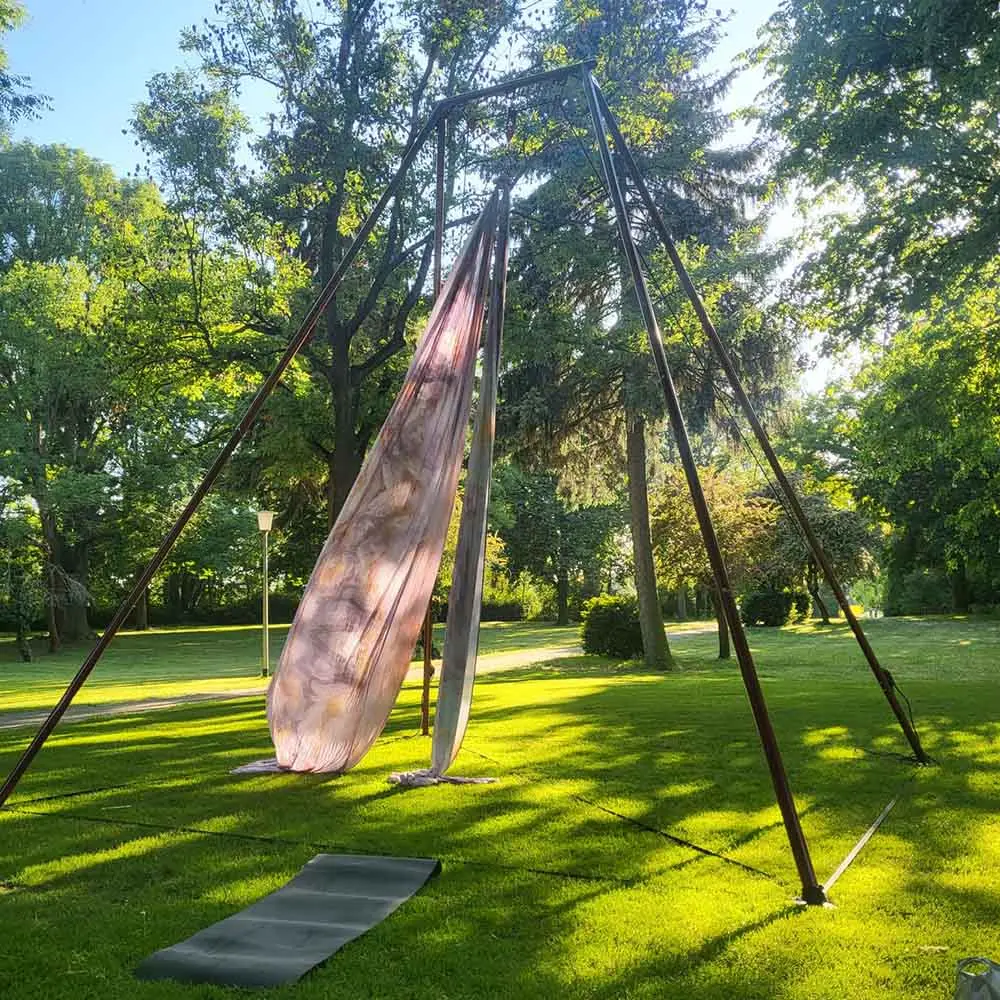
[590,80,929,767]
[421,115,449,737]
[0,109,443,809]
[584,73,826,904]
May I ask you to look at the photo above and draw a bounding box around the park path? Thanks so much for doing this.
[0,624,717,734]
[0,643,584,733]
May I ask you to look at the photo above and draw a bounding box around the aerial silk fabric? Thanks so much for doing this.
[430,210,507,777]
[267,195,498,773]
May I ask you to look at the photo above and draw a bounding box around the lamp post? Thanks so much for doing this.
[257,511,276,677]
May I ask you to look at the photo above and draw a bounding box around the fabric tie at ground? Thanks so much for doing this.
[231,757,288,774]
[388,769,499,787]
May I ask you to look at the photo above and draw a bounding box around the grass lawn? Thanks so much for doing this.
[0,616,998,998]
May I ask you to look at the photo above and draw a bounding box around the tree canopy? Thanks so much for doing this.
[758,0,1000,336]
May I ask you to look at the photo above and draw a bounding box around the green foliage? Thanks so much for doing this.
[0,1,44,128]
[884,567,954,618]
[0,502,45,655]
[497,1,792,661]
[490,463,624,625]
[0,141,285,639]
[790,588,811,621]
[650,464,778,594]
[848,284,1000,611]
[580,594,643,658]
[758,0,1000,334]
[760,486,878,592]
[135,0,524,525]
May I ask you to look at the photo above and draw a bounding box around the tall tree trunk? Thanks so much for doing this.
[712,583,730,659]
[10,562,33,661]
[625,413,672,669]
[46,566,60,653]
[556,564,570,626]
[326,290,366,528]
[180,571,197,616]
[166,572,182,618]
[131,585,150,631]
[807,561,830,623]
[48,539,92,643]
[16,622,32,662]
[58,569,91,642]
[951,559,971,613]
[40,518,60,652]
[676,585,687,621]
[327,440,363,531]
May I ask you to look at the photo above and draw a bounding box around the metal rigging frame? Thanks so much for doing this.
[0,60,929,906]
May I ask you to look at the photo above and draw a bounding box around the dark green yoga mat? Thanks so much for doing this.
[136,854,441,988]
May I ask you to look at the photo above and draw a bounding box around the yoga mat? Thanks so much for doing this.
[136,853,441,988]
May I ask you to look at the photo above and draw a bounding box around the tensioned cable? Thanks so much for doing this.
[822,771,918,891]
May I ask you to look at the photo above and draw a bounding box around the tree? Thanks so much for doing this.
[756,485,879,624]
[0,256,126,642]
[490,464,623,626]
[650,465,778,657]
[497,0,791,668]
[0,143,261,641]
[847,285,1000,613]
[758,0,1000,336]
[0,497,44,661]
[136,0,523,529]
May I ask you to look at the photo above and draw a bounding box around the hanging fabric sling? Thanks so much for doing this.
[266,192,499,773]
[389,184,510,787]
[430,219,505,777]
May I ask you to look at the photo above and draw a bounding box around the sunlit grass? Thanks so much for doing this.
[0,616,998,998]
[0,621,580,713]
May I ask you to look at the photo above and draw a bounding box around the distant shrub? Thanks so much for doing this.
[432,598,523,623]
[480,601,523,622]
[741,590,795,627]
[580,595,643,658]
[467,571,546,621]
[968,603,999,616]
[90,591,303,629]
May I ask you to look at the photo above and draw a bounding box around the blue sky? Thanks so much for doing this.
[6,0,209,172]
[6,0,777,175]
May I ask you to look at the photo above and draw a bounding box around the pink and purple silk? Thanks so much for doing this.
[267,198,498,773]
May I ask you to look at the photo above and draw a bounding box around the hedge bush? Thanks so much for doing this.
[740,589,811,627]
[580,595,644,659]
[91,592,526,630]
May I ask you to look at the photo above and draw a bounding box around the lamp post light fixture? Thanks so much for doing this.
[257,511,276,677]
